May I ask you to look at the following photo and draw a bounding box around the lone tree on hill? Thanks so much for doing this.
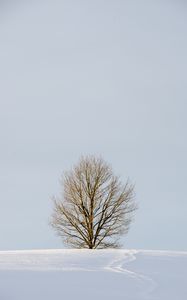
[50,156,136,249]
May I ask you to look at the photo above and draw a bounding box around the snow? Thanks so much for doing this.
[0,249,187,299]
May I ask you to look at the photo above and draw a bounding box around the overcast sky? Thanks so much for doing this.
[0,0,187,251]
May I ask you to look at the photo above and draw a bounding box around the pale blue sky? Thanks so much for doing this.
[0,0,187,250]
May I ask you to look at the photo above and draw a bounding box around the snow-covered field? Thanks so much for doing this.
[0,249,186,300]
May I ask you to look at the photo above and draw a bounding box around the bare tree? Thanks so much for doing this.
[50,156,136,249]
